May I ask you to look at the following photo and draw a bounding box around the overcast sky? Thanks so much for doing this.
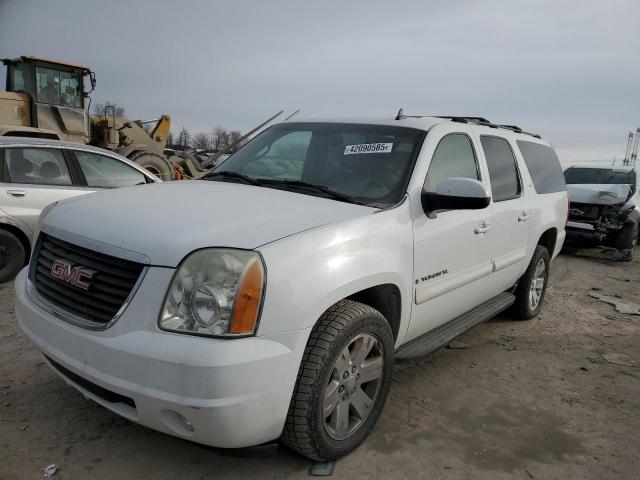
[1,0,638,164]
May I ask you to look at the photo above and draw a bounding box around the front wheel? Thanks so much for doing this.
[0,230,26,283]
[616,221,638,260]
[510,245,550,320]
[281,300,394,461]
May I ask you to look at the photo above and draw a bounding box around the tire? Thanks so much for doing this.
[0,230,26,283]
[615,221,638,260]
[128,150,172,181]
[510,245,550,320]
[281,299,395,461]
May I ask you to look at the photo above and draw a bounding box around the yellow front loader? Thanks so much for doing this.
[0,55,179,179]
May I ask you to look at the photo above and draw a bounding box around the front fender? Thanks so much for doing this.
[256,202,414,347]
[0,211,33,243]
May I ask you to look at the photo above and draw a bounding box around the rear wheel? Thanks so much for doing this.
[510,245,550,320]
[281,300,394,461]
[0,230,25,283]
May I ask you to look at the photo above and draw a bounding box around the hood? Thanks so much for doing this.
[42,181,375,266]
[566,184,632,206]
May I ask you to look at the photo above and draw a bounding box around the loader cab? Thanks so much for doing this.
[2,56,94,142]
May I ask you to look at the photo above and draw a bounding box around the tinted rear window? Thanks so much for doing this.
[481,136,521,202]
[517,140,566,193]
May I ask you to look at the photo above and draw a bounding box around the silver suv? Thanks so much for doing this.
[0,137,158,282]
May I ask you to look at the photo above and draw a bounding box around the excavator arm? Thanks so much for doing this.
[149,115,171,148]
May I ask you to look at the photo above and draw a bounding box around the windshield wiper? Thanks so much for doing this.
[258,179,360,204]
[202,171,262,186]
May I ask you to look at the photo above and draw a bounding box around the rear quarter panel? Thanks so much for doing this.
[529,190,567,259]
[512,136,567,260]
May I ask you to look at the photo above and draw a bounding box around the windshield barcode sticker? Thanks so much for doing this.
[344,143,393,155]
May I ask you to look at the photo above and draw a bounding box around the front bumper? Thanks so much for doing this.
[566,221,605,245]
[15,268,312,448]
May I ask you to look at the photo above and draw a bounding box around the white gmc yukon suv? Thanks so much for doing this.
[15,115,568,461]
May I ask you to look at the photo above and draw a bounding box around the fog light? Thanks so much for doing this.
[178,413,194,432]
[161,409,196,435]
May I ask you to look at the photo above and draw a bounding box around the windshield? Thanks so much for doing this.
[204,122,426,207]
[35,66,83,108]
[564,167,633,185]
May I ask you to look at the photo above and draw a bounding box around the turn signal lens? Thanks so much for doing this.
[229,259,264,334]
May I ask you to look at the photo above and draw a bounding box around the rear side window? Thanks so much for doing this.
[5,148,73,186]
[424,133,479,191]
[481,136,521,202]
[517,141,565,193]
[74,151,148,188]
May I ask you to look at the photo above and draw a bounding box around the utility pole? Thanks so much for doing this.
[630,127,640,166]
[624,131,634,166]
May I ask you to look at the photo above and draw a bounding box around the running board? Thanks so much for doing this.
[396,292,515,360]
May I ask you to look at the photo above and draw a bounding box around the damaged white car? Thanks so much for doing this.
[565,164,639,259]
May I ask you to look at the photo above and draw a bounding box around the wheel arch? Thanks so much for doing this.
[537,227,558,257]
[345,283,402,341]
[0,222,32,265]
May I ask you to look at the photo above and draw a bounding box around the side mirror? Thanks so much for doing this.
[422,177,490,217]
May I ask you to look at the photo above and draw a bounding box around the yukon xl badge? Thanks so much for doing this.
[416,269,449,285]
[50,259,95,291]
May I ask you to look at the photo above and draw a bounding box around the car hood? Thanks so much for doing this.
[41,181,376,267]
[566,183,632,206]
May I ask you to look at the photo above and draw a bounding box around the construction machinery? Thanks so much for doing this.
[0,55,193,179]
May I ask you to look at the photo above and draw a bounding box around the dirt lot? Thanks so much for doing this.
[1,252,639,480]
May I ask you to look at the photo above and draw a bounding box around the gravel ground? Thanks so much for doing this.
[1,251,639,479]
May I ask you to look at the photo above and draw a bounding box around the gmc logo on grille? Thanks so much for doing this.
[50,259,95,291]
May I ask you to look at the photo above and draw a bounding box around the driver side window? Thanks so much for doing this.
[424,133,479,192]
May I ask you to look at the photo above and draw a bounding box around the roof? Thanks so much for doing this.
[283,115,545,140]
[2,55,90,70]
[284,116,446,131]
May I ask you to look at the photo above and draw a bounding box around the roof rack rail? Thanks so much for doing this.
[436,116,541,139]
[393,111,542,139]
[436,116,493,125]
[497,124,522,132]
[497,124,541,139]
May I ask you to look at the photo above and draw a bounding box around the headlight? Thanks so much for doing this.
[159,249,265,337]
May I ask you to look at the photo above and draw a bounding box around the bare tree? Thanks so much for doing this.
[192,132,212,150]
[92,101,126,117]
[176,127,192,149]
[170,125,244,152]
[210,125,228,151]
[227,130,245,150]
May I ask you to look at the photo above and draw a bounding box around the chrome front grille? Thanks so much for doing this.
[30,233,145,326]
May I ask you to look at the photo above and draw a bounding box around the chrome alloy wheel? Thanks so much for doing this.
[529,258,547,310]
[322,333,384,440]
